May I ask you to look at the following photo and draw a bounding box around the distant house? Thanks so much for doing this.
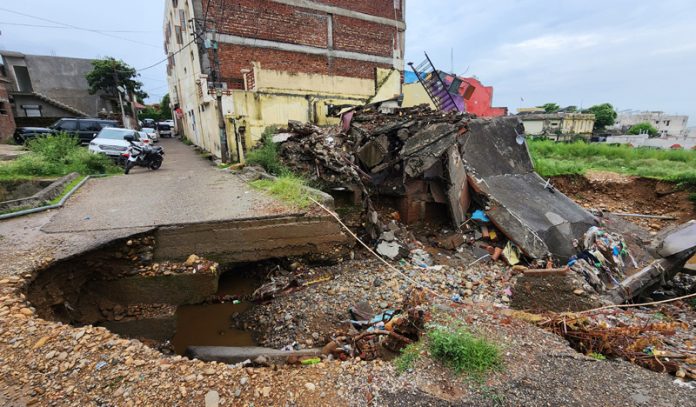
[402,71,508,117]
[609,111,689,137]
[0,51,114,127]
[518,112,595,140]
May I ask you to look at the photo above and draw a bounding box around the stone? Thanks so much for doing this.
[204,390,220,407]
[19,308,33,316]
[376,241,402,260]
[240,377,248,386]
[304,382,316,392]
[184,254,200,266]
[573,289,584,295]
[262,386,271,397]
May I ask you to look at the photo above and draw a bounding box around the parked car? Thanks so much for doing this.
[138,130,153,145]
[13,126,53,144]
[50,118,119,144]
[140,127,158,142]
[141,118,156,128]
[155,122,173,138]
[88,128,141,158]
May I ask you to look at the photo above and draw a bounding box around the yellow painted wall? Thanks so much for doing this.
[561,114,595,135]
[522,120,545,135]
[402,82,436,109]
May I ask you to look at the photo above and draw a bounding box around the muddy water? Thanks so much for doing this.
[172,271,259,354]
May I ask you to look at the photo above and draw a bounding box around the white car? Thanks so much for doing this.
[141,127,158,142]
[88,128,141,157]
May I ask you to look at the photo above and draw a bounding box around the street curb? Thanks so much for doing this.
[0,174,106,221]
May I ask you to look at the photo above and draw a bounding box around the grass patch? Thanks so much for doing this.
[181,138,193,146]
[588,352,606,361]
[0,205,32,216]
[0,133,120,180]
[394,342,422,374]
[528,139,696,185]
[428,326,502,378]
[47,175,86,205]
[250,173,313,208]
[245,127,288,175]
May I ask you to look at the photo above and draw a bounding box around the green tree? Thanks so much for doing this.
[584,103,617,131]
[137,106,162,122]
[628,122,659,137]
[538,103,560,113]
[159,94,172,120]
[562,105,578,113]
[86,57,147,100]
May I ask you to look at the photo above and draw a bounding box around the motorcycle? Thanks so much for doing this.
[122,134,164,174]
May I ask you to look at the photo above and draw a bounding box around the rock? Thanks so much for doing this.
[262,386,271,397]
[465,281,474,289]
[304,382,316,392]
[32,336,50,349]
[19,308,33,316]
[573,289,584,295]
[311,332,320,340]
[373,277,383,287]
[184,254,200,266]
[376,241,403,260]
[284,313,293,322]
[240,377,248,386]
[204,390,220,407]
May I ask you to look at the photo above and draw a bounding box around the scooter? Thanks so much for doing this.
[122,134,164,174]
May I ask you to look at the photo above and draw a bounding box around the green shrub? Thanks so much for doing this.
[245,127,288,175]
[181,138,193,146]
[428,326,502,377]
[394,342,421,374]
[0,133,119,179]
[588,352,606,361]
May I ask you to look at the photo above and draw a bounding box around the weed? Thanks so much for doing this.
[181,138,193,146]
[0,205,32,216]
[588,352,606,361]
[479,385,506,406]
[0,133,119,179]
[394,342,421,374]
[245,127,288,175]
[250,173,313,208]
[427,326,502,378]
[47,176,86,205]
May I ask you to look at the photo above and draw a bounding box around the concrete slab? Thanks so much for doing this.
[461,117,597,260]
[187,346,321,364]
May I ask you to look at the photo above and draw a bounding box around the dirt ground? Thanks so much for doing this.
[1,171,695,406]
[552,171,695,230]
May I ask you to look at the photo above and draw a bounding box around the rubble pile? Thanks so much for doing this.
[541,303,696,380]
[568,226,632,292]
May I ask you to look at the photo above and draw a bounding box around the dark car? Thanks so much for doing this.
[13,127,53,144]
[155,122,173,138]
[50,118,119,144]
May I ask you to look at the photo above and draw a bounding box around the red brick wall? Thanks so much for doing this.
[0,83,16,142]
[202,0,402,86]
[216,44,392,85]
[332,15,396,56]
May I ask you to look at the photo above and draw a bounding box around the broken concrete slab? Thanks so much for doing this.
[651,220,696,258]
[460,117,597,260]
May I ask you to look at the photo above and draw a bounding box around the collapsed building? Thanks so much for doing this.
[271,102,696,305]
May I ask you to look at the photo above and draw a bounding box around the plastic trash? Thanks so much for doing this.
[471,209,489,222]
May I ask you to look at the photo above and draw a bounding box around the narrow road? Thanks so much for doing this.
[42,138,295,233]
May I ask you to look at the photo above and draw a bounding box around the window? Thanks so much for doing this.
[14,66,33,92]
[55,119,77,130]
[179,10,186,30]
[21,104,42,117]
[0,101,7,115]
[79,120,102,131]
[664,120,670,126]
[175,25,183,45]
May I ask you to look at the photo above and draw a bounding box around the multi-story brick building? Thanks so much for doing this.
[0,73,16,142]
[164,0,406,160]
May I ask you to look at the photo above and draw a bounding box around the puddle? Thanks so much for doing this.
[171,269,260,354]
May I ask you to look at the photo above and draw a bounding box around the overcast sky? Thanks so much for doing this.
[1,1,694,124]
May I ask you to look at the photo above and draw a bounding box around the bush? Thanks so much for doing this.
[245,127,288,175]
[0,133,119,179]
[428,326,502,377]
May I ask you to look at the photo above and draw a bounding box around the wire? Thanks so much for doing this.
[0,21,158,32]
[0,7,160,48]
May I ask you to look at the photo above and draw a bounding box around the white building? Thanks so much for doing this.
[610,111,689,137]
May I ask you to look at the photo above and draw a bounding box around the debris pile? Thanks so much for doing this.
[568,226,632,291]
[321,286,429,361]
[541,303,696,380]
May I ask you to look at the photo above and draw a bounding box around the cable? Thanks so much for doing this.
[0,7,160,49]
[0,21,158,32]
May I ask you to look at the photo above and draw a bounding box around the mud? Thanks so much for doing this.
[552,173,695,230]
